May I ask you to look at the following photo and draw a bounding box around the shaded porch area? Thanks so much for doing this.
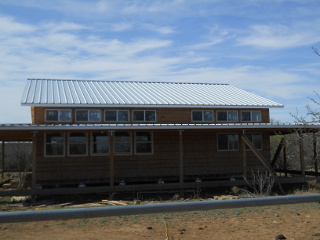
[0,123,319,197]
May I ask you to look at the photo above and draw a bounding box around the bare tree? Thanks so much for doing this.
[242,167,275,197]
[312,46,320,57]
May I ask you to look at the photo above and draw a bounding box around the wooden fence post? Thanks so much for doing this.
[283,142,288,178]
[313,133,319,176]
[1,141,4,179]
[299,132,306,178]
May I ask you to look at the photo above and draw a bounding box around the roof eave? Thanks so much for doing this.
[0,123,317,131]
[21,103,284,109]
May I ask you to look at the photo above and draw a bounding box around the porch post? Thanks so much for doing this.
[31,131,37,191]
[241,131,247,178]
[299,132,306,178]
[313,133,319,176]
[1,141,4,179]
[109,131,115,187]
[178,130,184,184]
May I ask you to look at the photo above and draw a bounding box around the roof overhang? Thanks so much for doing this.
[21,103,284,109]
[0,123,318,131]
[1,123,319,141]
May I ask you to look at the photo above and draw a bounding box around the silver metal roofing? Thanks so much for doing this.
[0,123,318,131]
[21,79,283,108]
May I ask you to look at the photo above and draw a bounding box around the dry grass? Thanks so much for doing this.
[293,180,320,195]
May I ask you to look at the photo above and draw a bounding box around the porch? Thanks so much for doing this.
[0,123,319,197]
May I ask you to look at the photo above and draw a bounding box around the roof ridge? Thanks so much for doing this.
[27,78,229,86]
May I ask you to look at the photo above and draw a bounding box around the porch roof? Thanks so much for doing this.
[0,122,319,141]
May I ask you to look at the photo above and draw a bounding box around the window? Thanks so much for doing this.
[75,110,101,122]
[192,110,214,122]
[45,109,71,122]
[217,134,239,151]
[114,132,131,154]
[45,133,65,156]
[133,110,156,122]
[241,111,261,122]
[135,132,153,154]
[217,111,238,122]
[91,132,109,155]
[105,110,129,122]
[68,132,87,156]
[245,133,262,150]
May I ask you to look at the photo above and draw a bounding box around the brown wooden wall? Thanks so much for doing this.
[32,107,270,124]
[35,132,109,183]
[34,129,270,185]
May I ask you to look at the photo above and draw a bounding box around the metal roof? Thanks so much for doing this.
[21,79,283,108]
[1,122,319,141]
[1,123,317,131]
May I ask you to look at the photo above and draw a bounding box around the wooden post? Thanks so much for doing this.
[271,137,285,168]
[241,132,247,179]
[299,132,306,178]
[283,141,288,178]
[1,141,4,179]
[313,133,319,176]
[178,130,184,184]
[241,135,284,194]
[109,131,115,187]
[31,131,37,203]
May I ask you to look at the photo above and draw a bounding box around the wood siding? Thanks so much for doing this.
[34,129,269,185]
[32,107,270,124]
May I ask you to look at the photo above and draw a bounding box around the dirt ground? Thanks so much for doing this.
[0,196,319,240]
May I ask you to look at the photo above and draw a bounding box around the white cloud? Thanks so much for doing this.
[142,24,176,34]
[111,22,133,32]
[189,25,234,50]
[238,23,320,49]
[0,15,36,36]
[42,22,88,32]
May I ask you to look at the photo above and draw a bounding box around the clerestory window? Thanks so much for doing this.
[192,110,214,122]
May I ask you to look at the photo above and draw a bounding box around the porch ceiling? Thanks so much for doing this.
[0,130,33,141]
[0,123,319,141]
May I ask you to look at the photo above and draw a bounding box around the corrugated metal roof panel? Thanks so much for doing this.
[21,79,283,107]
[1,123,319,131]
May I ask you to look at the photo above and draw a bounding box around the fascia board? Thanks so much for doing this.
[20,103,284,109]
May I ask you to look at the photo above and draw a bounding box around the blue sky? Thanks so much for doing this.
[0,0,320,123]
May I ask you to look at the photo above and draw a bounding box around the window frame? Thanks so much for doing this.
[104,110,129,122]
[91,132,109,156]
[75,109,101,122]
[44,132,65,157]
[217,133,239,151]
[114,132,132,155]
[245,133,263,150]
[45,109,72,122]
[132,110,156,122]
[240,110,262,122]
[191,110,214,122]
[216,110,238,122]
[68,132,88,156]
[134,132,153,155]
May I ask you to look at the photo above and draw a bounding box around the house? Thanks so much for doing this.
[0,79,319,195]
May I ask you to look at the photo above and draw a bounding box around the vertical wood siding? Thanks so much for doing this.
[35,130,270,184]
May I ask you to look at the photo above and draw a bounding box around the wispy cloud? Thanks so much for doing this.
[238,22,320,49]
[142,23,176,34]
[0,15,36,35]
[111,22,133,32]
